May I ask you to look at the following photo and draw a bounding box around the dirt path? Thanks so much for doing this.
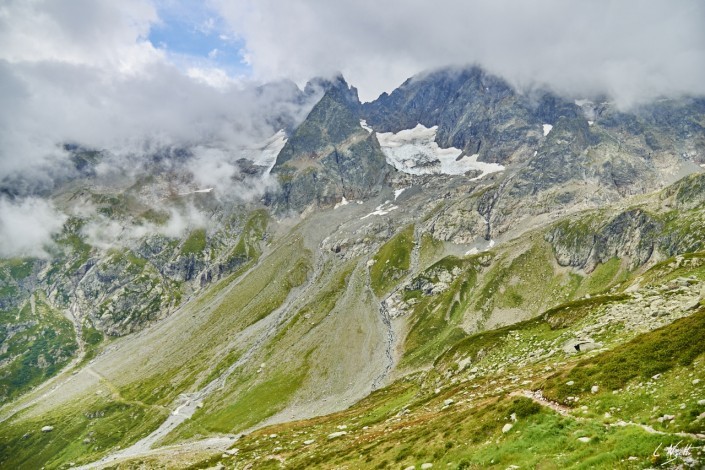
[512,389,705,441]
[510,389,571,416]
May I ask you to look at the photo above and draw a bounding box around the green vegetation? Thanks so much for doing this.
[185,366,309,437]
[0,397,168,469]
[0,294,77,403]
[370,225,415,296]
[402,256,478,368]
[226,209,268,264]
[181,228,207,255]
[541,294,630,330]
[542,307,705,402]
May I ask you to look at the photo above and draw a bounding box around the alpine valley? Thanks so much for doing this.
[2,65,705,469]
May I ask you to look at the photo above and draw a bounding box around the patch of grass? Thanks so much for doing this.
[542,307,705,402]
[473,241,581,317]
[541,294,630,330]
[181,229,207,256]
[370,225,414,296]
[174,364,309,439]
[579,257,623,295]
[0,396,168,469]
[6,259,34,280]
[419,232,445,268]
[0,294,77,403]
[402,257,478,368]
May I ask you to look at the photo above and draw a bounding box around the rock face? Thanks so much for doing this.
[271,75,390,211]
[363,66,545,165]
[546,209,663,272]
[358,66,704,245]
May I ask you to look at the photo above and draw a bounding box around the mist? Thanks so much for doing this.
[0,197,67,259]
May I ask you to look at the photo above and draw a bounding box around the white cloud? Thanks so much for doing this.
[0,0,160,74]
[0,197,67,258]
[214,0,705,105]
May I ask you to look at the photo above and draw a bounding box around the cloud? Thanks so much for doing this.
[81,203,207,249]
[215,0,705,105]
[0,0,317,195]
[0,197,67,258]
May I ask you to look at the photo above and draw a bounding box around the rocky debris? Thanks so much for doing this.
[224,448,238,456]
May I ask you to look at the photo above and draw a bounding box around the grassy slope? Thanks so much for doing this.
[370,225,415,296]
[177,251,705,469]
[0,219,311,468]
[5,177,705,468]
[0,292,77,403]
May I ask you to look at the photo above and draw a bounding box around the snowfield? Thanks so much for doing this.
[376,124,504,179]
[244,129,288,174]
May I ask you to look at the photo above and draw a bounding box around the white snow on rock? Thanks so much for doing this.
[360,119,373,133]
[243,129,288,174]
[334,197,350,209]
[361,201,398,219]
[178,187,214,196]
[394,188,407,200]
[543,124,553,136]
[376,124,504,179]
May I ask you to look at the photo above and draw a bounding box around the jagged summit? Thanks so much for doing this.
[271,74,388,210]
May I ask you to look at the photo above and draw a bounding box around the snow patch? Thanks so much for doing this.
[394,188,407,200]
[359,119,373,133]
[588,120,594,126]
[334,196,350,209]
[178,188,213,196]
[361,201,398,219]
[243,129,287,174]
[377,124,504,179]
[543,124,553,136]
